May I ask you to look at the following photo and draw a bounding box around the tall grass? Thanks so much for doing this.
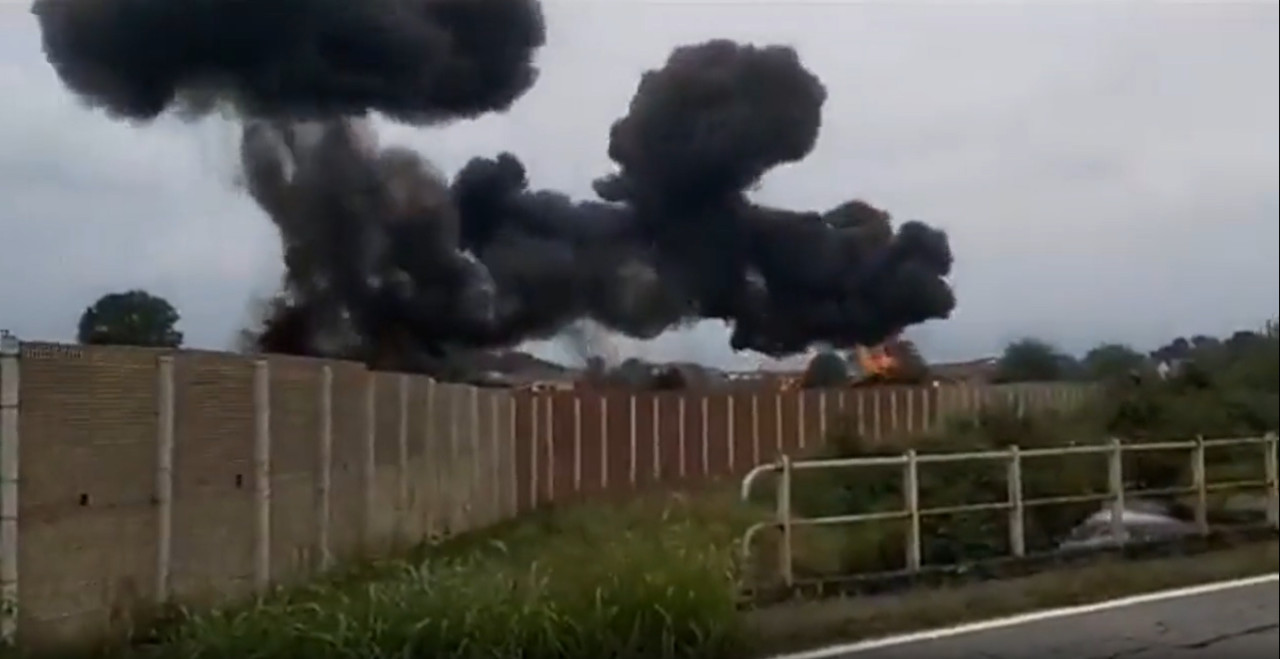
[110,494,753,659]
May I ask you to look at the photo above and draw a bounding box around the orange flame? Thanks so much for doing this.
[855,334,902,379]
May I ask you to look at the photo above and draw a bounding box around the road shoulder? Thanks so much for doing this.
[746,540,1279,659]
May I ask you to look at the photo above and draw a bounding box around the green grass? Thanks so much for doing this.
[76,481,1273,659]
[102,491,755,659]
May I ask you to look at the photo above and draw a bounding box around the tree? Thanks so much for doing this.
[1151,336,1193,363]
[77,290,183,348]
[886,338,930,382]
[1082,342,1147,381]
[801,350,849,388]
[994,337,1070,383]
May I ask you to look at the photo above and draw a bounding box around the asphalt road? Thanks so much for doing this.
[821,578,1279,659]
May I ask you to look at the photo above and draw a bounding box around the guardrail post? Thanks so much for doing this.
[1006,445,1025,557]
[1265,432,1278,530]
[776,455,794,588]
[1191,435,1208,535]
[1107,438,1127,545]
[903,449,922,571]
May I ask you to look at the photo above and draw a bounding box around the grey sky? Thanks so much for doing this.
[1,1,1276,369]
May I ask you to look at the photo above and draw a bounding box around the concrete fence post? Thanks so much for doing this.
[817,391,828,443]
[872,389,882,440]
[447,386,461,531]
[651,396,661,481]
[699,396,710,476]
[471,387,483,521]
[252,359,272,590]
[541,396,553,503]
[154,355,175,603]
[921,384,932,431]
[572,397,582,492]
[855,389,866,438]
[726,396,735,473]
[488,393,502,523]
[0,333,21,644]
[628,395,638,486]
[507,394,518,518]
[902,389,913,434]
[677,397,687,479]
[750,394,760,467]
[424,380,439,538]
[598,397,609,490]
[773,392,783,456]
[796,393,806,450]
[362,374,377,547]
[529,395,539,508]
[396,376,410,543]
[316,366,333,571]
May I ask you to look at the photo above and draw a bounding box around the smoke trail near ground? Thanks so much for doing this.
[34,0,956,377]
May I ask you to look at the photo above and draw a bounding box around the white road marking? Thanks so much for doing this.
[768,572,1280,659]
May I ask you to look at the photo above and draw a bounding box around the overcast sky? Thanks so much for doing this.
[0,1,1276,369]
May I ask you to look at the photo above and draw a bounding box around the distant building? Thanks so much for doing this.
[928,357,998,384]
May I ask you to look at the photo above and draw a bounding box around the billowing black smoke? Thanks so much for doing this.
[31,0,546,122]
[34,0,956,376]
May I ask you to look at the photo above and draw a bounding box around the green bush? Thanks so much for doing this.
[788,407,1111,570]
[782,333,1278,579]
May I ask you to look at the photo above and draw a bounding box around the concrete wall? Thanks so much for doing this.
[509,382,1095,510]
[0,340,1094,649]
[0,342,517,649]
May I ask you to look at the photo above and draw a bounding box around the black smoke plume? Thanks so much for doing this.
[32,0,546,122]
[34,0,956,378]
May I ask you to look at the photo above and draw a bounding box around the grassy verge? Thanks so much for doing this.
[88,490,755,659]
[744,540,1278,658]
[13,485,1275,659]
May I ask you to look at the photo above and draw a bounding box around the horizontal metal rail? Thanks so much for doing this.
[741,434,1280,588]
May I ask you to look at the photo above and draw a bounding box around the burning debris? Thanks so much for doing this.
[851,334,930,384]
[855,341,899,380]
[33,0,956,380]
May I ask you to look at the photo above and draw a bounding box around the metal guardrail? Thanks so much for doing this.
[740,435,1280,587]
